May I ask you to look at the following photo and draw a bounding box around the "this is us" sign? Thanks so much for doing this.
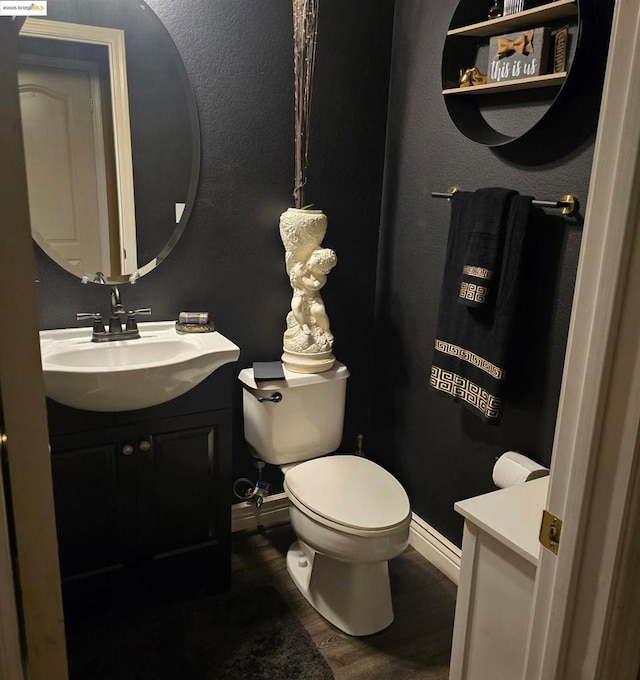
[488,27,550,84]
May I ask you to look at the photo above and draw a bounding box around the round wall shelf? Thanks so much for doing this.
[441,0,584,147]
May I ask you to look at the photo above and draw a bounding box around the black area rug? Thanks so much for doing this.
[66,585,334,680]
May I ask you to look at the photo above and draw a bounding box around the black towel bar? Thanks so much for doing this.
[432,189,577,216]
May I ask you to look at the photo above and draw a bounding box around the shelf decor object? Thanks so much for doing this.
[503,0,525,16]
[459,66,488,88]
[553,25,569,72]
[488,0,504,20]
[487,27,551,83]
[441,0,592,146]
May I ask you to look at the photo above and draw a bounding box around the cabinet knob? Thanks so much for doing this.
[139,440,151,452]
[122,444,134,456]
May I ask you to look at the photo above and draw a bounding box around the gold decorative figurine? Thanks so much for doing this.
[459,67,488,88]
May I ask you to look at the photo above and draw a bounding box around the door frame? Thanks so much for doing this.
[0,428,23,680]
[0,18,67,680]
[524,0,640,677]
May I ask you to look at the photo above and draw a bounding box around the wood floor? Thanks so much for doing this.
[231,523,457,679]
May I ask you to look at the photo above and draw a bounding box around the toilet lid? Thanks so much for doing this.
[284,455,411,531]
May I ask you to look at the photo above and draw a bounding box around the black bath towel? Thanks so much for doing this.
[430,188,532,422]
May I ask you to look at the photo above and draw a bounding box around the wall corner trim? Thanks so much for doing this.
[409,513,462,585]
[231,496,462,584]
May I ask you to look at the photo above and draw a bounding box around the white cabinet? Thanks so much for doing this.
[449,477,549,679]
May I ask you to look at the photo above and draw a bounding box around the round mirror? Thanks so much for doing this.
[18,0,200,283]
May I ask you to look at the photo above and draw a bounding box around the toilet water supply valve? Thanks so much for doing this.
[233,433,365,507]
[233,460,271,508]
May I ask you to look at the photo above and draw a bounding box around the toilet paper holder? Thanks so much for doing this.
[492,451,549,488]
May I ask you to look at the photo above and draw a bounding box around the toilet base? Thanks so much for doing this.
[286,539,394,636]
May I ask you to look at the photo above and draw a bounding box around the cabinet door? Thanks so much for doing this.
[135,411,232,597]
[139,424,218,556]
[51,443,124,578]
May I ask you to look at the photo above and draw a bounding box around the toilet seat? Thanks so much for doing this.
[284,455,411,537]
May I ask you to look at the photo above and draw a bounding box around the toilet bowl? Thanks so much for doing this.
[239,363,411,636]
[284,455,411,636]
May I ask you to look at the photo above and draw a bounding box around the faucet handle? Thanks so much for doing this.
[76,312,106,334]
[125,308,151,331]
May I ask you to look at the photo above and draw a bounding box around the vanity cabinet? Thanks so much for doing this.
[50,409,231,614]
[449,477,549,679]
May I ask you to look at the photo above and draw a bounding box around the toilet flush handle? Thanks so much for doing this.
[257,392,283,403]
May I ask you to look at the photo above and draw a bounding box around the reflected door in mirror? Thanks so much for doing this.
[19,57,124,277]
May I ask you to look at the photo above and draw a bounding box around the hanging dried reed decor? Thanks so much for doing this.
[292,0,319,209]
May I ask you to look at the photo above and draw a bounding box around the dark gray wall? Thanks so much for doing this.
[371,0,612,545]
[36,0,395,494]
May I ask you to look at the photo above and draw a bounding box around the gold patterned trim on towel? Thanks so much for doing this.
[434,339,505,380]
[430,366,502,419]
[459,281,487,303]
[463,265,493,280]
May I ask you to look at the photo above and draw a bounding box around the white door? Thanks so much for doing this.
[18,57,110,275]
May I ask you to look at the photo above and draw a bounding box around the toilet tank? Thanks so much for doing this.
[238,362,349,466]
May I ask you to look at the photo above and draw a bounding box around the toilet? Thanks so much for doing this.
[238,362,411,636]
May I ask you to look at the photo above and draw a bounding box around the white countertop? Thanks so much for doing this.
[454,476,550,566]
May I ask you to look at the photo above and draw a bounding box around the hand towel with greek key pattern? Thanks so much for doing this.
[430,188,532,423]
[458,188,516,309]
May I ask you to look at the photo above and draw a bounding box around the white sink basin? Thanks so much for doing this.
[39,321,240,412]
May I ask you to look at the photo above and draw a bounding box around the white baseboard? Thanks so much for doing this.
[409,513,461,584]
[232,494,461,584]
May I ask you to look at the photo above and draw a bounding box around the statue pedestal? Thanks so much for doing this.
[281,348,335,374]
